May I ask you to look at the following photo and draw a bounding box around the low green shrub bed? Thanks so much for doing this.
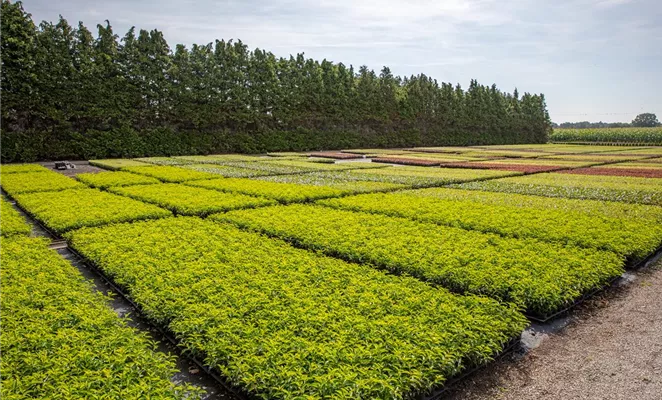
[66,217,527,399]
[217,204,624,316]
[1,236,197,399]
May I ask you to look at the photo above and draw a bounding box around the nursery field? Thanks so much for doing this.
[1,143,661,399]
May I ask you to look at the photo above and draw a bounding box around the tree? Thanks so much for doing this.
[631,113,660,127]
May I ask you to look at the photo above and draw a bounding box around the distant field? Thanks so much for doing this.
[551,127,662,145]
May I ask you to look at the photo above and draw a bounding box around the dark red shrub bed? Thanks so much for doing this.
[558,167,662,178]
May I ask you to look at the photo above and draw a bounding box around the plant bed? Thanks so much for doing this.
[12,188,171,233]
[308,151,363,159]
[66,217,527,400]
[438,162,566,173]
[62,244,250,400]
[109,183,276,216]
[257,173,407,193]
[1,236,197,399]
[0,163,51,174]
[174,155,265,164]
[558,167,662,178]
[180,163,275,178]
[0,171,86,195]
[372,157,443,166]
[455,173,662,206]
[318,189,662,261]
[76,171,161,189]
[338,166,521,187]
[185,178,348,203]
[0,198,31,237]
[122,165,218,183]
[89,159,152,170]
[134,157,194,165]
[216,204,625,318]
[407,147,473,154]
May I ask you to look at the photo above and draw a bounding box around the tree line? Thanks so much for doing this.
[1,1,552,162]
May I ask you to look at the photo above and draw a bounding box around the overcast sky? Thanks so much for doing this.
[22,0,662,123]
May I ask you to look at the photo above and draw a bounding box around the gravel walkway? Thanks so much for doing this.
[446,259,662,400]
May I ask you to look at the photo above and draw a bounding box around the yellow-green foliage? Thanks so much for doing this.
[0,237,198,399]
[181,163,274,177]
[0,171,86,195]
[456,173,662,206]
[109,183,275,216]
[408,147,473,154]
[460,150,548,158]
[336,166,520,187]
[257,173,406,193]
[341,148,414,155]
[185,178,347,203]
[76,171,161,189]
[217,204,624,316]
[220,161,319,175]
[89,159,152,170]
[319,188,662,260]
[13,188,171,233]
[122,165,217,183]
[0,199,31,237]
[381,153,484,162]
[263,159,388,171]
[174,154,265,164]
[265,152,308,157]
[0,164,50,174]
[134,157,193,165]
[66,217,527,399]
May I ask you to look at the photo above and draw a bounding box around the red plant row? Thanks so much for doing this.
[309,152,364,159]
[558,167,662,178]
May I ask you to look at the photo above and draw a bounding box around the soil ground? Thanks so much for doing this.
[446,258,662,400]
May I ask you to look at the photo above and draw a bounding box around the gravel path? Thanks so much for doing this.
[446,259,662,400]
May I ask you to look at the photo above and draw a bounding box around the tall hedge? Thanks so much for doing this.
[1,1,552,162]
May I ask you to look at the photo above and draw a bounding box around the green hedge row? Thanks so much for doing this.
[1,126,545,163]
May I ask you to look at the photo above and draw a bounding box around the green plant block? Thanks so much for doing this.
[319,188,662,260]
[456,173,662,206]
[109,183,275,216]
[13,188,171,233]
[1,171,86,195]
[122,165,218,183]
[66,217,527,400]
[1,236,199,399]
[89,159,152,170]
[0,199,31,237]
[185,178,347,203]
[0,164,50,174]
[216,204,625,316]
[76,171,161,189]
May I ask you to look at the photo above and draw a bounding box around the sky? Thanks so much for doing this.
[22,0,662,123]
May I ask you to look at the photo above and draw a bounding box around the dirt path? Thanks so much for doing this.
[446,260,662,400]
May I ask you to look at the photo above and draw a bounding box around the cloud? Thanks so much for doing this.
[19,0,662,122]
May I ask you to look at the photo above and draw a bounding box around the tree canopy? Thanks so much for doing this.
[632,113,661,128]
[1,0,552,162]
